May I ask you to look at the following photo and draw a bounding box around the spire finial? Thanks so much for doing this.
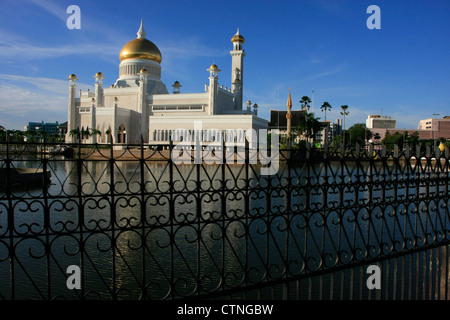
[287,88,292,109]
[137,18,146,39]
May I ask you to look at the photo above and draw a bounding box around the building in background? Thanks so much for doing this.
[24,121,66,141]
[268,109,306,143]
[366,115,396,129]
[314,121,333,146]
[268,109,342,146]
[329,119,342,141]
[366,115,396,142]
[366,114,450,142]
[417,118,450,140]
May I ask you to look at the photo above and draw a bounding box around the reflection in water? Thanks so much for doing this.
[0,155,449,299]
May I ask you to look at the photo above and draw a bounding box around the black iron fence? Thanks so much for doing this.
[1,138,450,300]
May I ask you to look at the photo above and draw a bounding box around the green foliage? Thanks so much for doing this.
[381,131,420,151]
[0,129,26,143]
[347,123,373,147]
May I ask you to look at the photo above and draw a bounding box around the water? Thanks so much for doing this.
[0,154,449,299]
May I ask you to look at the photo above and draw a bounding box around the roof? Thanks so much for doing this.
[268,110,306,128]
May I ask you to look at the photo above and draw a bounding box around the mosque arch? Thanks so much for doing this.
[118,124,127,143]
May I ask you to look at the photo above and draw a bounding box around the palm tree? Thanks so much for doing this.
[88,128,101,144]
[82,126,90,140]
[340,105,349,147]
[305,113,322,145]
[105,128,112,144]
[68,128,81,142]
[320,102,332,122]
[299,96,312,142]
[300,96,312,112]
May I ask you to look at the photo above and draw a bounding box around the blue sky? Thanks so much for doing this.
[0,0,449,130]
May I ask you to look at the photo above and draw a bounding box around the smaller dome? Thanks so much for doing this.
[95,72,103,77]
[139,68,148,73]
[68,74,77,79]
[231,34,245,43]
[231,29,245,43]
[210,64,218,70]
[173,81,180,85]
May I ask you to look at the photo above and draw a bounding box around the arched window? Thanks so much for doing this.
[118,124,126,144]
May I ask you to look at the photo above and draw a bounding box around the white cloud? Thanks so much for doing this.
[0,74,91,95]
[304,65,345,81]
[28,0,66,22]
[0,74,92,129]
[0,29,119,61]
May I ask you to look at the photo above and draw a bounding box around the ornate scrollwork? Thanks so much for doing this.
[1,141,450,299]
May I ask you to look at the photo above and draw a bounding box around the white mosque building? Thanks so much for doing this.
[66,20,268,146]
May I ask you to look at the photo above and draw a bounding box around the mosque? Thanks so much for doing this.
[66,20,268,146]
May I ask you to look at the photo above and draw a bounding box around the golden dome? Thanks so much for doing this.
[231,34,245,43]
[231,28,245,43]
[68,74,77,79]
[210,64,218,69]
[119,38,162,63]
[139,68,148,73]
[95,72,103,76]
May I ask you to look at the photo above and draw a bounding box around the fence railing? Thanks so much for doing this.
[1,139,450,300]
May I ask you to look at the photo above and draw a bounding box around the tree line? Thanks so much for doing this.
[279,95,448,151]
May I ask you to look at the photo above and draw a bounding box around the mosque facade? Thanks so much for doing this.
[66,20,268,146]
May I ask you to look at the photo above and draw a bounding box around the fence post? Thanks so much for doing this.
[168,133,175,299]
[109,134,117,299]
[41,133,52,299]
[139,135,147,298]
[5,133,16,299]
[76,132,85,299]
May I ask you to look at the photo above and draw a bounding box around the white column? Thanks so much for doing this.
[138,69,149,142]
[66,74,78,143]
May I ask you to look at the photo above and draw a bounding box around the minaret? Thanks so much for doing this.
[138,68,149,142]
[111,97,118,143]
[90,98,96,144]
[286,89,292,141]
[94,72,104,108]
[230,28,245,110]
[66,74,78,143]
[172,81,182,94]
[207,63,220,115]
